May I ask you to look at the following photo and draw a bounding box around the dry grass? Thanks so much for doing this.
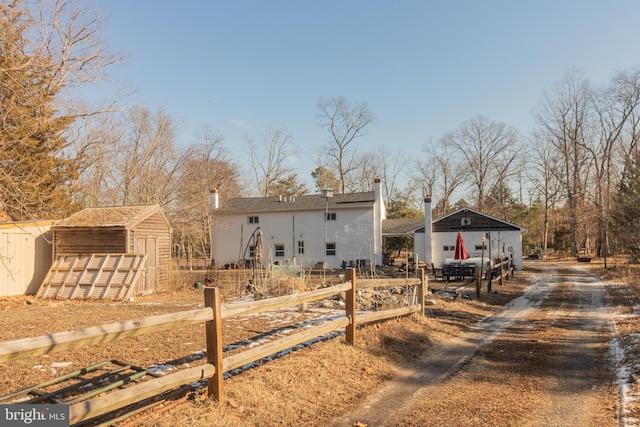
[0,268,532,426]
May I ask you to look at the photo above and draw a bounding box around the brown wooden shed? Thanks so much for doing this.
[38,205,173,299]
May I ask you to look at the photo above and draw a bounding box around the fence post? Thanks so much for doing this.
[475,265,481,298]
[204,287,224,402]
[510,255,515,277]
[417,268,425,317]
[345,268,356,345]
[499,261,504,286]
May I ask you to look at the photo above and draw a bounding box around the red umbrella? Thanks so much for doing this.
[454,232,468,260]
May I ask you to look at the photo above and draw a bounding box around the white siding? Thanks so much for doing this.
[430,230,523,269]
[213,207,378,269]
[0,222,54,296]
[414,232,427,266]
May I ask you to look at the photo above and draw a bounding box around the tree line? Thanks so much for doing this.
[3,0,640,262]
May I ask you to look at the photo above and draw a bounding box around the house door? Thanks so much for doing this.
[135,236,158,293]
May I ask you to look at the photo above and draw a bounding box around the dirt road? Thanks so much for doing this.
[332,262,622,426]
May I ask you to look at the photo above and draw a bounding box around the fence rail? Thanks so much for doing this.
[0,268,426,426]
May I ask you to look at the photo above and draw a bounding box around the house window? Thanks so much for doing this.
[249,245,256,258]
[325,212,336,221]
[326,242,336,256]
[274,244,285,257]
[475,245,484,251]
[298,240,304,255]
[443,245,454,251]
[247,216,259,224]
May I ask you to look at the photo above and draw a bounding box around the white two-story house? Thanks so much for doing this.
[211,178,386,269]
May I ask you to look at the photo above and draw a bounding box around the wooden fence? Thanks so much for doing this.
[0,268,426,425]
[474,257,514,297]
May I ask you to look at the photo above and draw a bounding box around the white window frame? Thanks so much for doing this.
[274,243,285,257]
[325,242,336,256]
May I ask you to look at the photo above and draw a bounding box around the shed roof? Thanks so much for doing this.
[53,204,171,231]
[382,218,425,236]
[0,220,57,230]
[216,191,375,214]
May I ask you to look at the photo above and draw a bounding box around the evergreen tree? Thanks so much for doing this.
[273,174,310,197]
[385,193,422,257]
[0,2,76,219]
[611,150,640,258]
[311,166,340,194]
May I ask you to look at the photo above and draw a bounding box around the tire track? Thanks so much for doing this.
[333,263,621,426]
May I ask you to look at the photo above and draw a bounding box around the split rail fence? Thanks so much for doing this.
[474,257,514,297]
[0,268,426,426]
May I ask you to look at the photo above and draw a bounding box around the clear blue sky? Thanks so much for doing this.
[92,0,640,191]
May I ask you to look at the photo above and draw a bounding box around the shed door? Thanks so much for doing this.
[135,236,158,293]
[2,232,32,297]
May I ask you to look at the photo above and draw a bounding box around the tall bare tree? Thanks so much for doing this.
[587,68,640,262]
[534,69,593,257]
[376,146,409,203]
[87,106,205,210]
[172,128,240,259]
[415,136,467,217]
[115,107,187,206]
[316,97,375,193]
[349,151,378,193]
[247,127,297,196]
[527,133,563,255]
[448,115,519,212]
[73,113,123,207]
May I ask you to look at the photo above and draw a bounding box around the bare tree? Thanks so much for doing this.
[534,69,593,257]
[317,97,375,193]
[527,133,563,254]
[587,68,640,262]
[349,151,379,193]
[448,115,518,212]
[73,113,124,207]
[172,128,240,259]
[247,127,296,197]
[414,153,438,199]
[415,136,467,217]
[376,146,409,203]
[88,106,201,210]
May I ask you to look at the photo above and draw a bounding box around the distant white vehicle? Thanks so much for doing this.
[442,257,493,271]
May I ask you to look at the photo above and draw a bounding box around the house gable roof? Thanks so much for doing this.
[407,208,526,234]
[431,208,526,233]
[216,191,375,214]
[52,204,172,231]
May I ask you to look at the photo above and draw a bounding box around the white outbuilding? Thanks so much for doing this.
[413,198,527,270]
[0,221,55,296]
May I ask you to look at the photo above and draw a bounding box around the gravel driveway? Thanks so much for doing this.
[333,262,624,426]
